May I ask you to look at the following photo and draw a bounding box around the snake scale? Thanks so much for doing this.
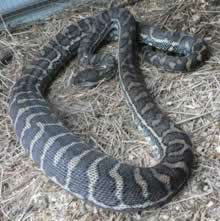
[9,7,208,211]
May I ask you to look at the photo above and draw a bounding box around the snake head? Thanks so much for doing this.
[73,67,116,88]
[73,68,101,88]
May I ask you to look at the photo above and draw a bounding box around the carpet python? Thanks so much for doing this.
[9,7,208,211]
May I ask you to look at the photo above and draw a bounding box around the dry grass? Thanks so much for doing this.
[0,0,220,220]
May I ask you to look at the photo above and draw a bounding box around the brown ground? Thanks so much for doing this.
[1,0,220,220]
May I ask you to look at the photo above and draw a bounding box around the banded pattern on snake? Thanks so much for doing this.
[9,7,208,211]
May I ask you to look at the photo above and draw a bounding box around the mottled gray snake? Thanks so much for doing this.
[9,7,208,211]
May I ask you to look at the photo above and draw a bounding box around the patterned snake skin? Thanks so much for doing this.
[9,8,208,211]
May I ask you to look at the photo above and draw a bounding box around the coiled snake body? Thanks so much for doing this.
[9,8,208,211]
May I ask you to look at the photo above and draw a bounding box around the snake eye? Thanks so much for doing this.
[73,76,81,84]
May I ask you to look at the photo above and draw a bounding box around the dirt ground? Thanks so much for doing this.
[0,0,220,220]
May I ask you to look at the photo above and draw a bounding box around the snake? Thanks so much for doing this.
[8,7,208,211]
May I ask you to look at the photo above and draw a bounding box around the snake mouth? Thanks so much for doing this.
[73,78,99,88]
